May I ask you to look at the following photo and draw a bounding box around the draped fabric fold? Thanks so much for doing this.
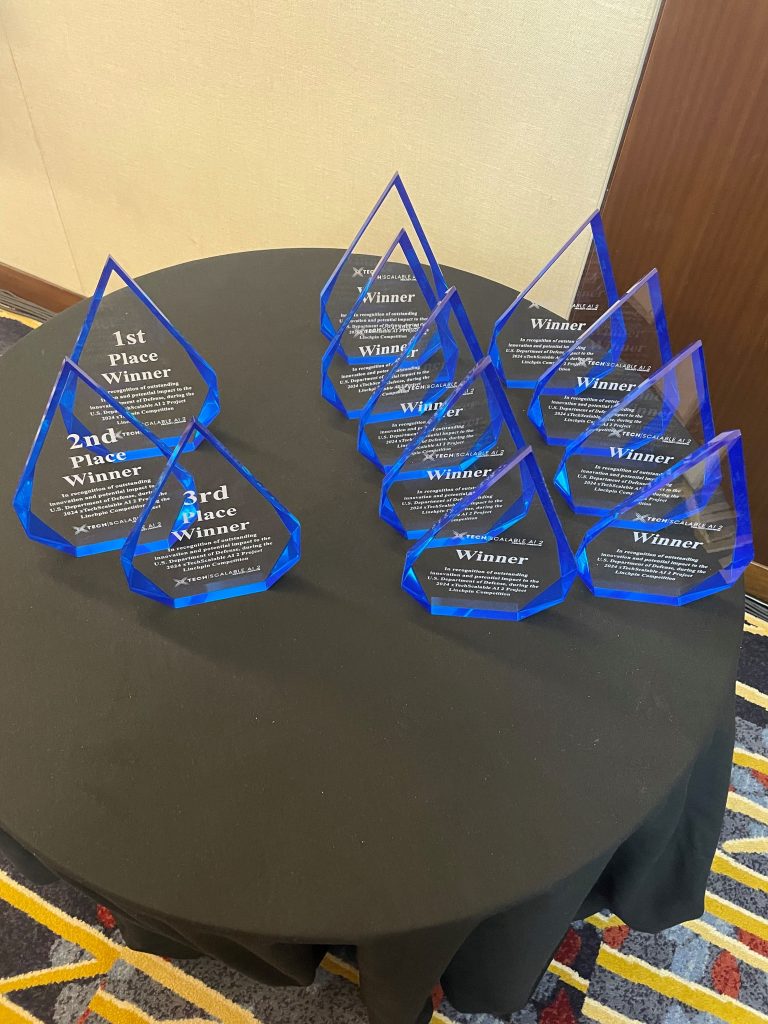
[0,698,733,1024]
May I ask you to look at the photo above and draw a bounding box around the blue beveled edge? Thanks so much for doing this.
[12,357,173,557]
[489,210,620,388]
[379,355,526,538]
[120,419,301,608]
[554,340,717,514]
[320,229,443,420]
[319,172,448,340]
[527,268,674,444]
[356,287,486,470]
[71,255,221,439]
[574,429,754,605]
[401,445,577,620]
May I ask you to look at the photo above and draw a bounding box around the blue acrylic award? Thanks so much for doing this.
[527,269,673,446]
[320,172,448,340]
[489,211,619,388]
[356,287,486,472]
[321,229,441,418]
[380,355,525,539]
[13,358,171,556]
[575,430,753,605]
[554,341,716,515]
[71,256,219,455]
[402,446,577,620]
[122,420,300,608]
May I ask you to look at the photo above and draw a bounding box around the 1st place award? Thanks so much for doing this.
[70,256,219,454]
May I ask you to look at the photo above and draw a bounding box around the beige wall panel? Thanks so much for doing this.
[2,0,658,298]
[0,16,80,290]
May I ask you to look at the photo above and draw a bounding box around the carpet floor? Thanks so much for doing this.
[1,313,766,1024]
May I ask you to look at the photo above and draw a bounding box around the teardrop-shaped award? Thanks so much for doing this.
[575,431,752,605]
[380,355,525,538]
[121,421,300,607]
[402,446,577,620]
[321,229,441,418]
[528,270,673,446]
[13,358,174,556]
[70,256,219,454]
[490,211,619,388]
[320,172,448,340]
[555,341,716,515]
[357,288,485,472]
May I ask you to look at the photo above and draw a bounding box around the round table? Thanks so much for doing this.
[0,250,743,1023]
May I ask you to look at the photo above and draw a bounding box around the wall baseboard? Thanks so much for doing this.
[746,562,768,604]
[0,262,82,314]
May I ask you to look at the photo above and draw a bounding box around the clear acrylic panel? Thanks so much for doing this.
[12,359,175,556]
[555,341,716,514]
[319,172,447,339]
[489,211,619,388]
[121,421,301,608]
[356,288,485,472]
[71,256,219,455]
[402,446,577,620]
[380,355,525,538]
[575,430,753,605]
[321,230,441,419]
[528,269,673,446]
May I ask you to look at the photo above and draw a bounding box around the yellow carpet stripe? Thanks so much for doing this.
[0,868,262,1024]
[0,310,41,329]
[727,791,768,827]
[596,945,768,1024]
[736,681,768,712]
[711,850,768,893]
[705,892,768,943]
[549,959,589,992]
[89,989,159,1023]
[744,614,768,638]
[582,997,645,1024]
[0,993,45,1023]
[117,951,261,1024]
[0,958,106,993]
[321,953,359,985]
[733,747,768,775]
[586,912,625,930]
[724,837,768,855]
[0,869,117,962]
[685,918,768,973]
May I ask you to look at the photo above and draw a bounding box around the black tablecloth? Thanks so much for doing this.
[0,250,742,1023]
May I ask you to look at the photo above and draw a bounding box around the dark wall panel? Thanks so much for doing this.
[602,0,768,564]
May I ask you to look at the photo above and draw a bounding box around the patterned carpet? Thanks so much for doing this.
[1,310,767,1023]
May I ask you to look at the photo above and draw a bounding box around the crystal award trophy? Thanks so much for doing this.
[528,269,673,446]
[122,420,301,607]
[402,446,577,620]
[70,256,219,454]
[575,430,753,605]
[489,211,619,387]
[554,341,716,515]
[380,355,525,538]
[321,229,441,418]
[319,172,447,340]
[13,358,172,556]
[356,288,486,472]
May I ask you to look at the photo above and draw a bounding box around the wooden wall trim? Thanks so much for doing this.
[746,562,768,604]
[0,262,82,314]
[600,0,768,564]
